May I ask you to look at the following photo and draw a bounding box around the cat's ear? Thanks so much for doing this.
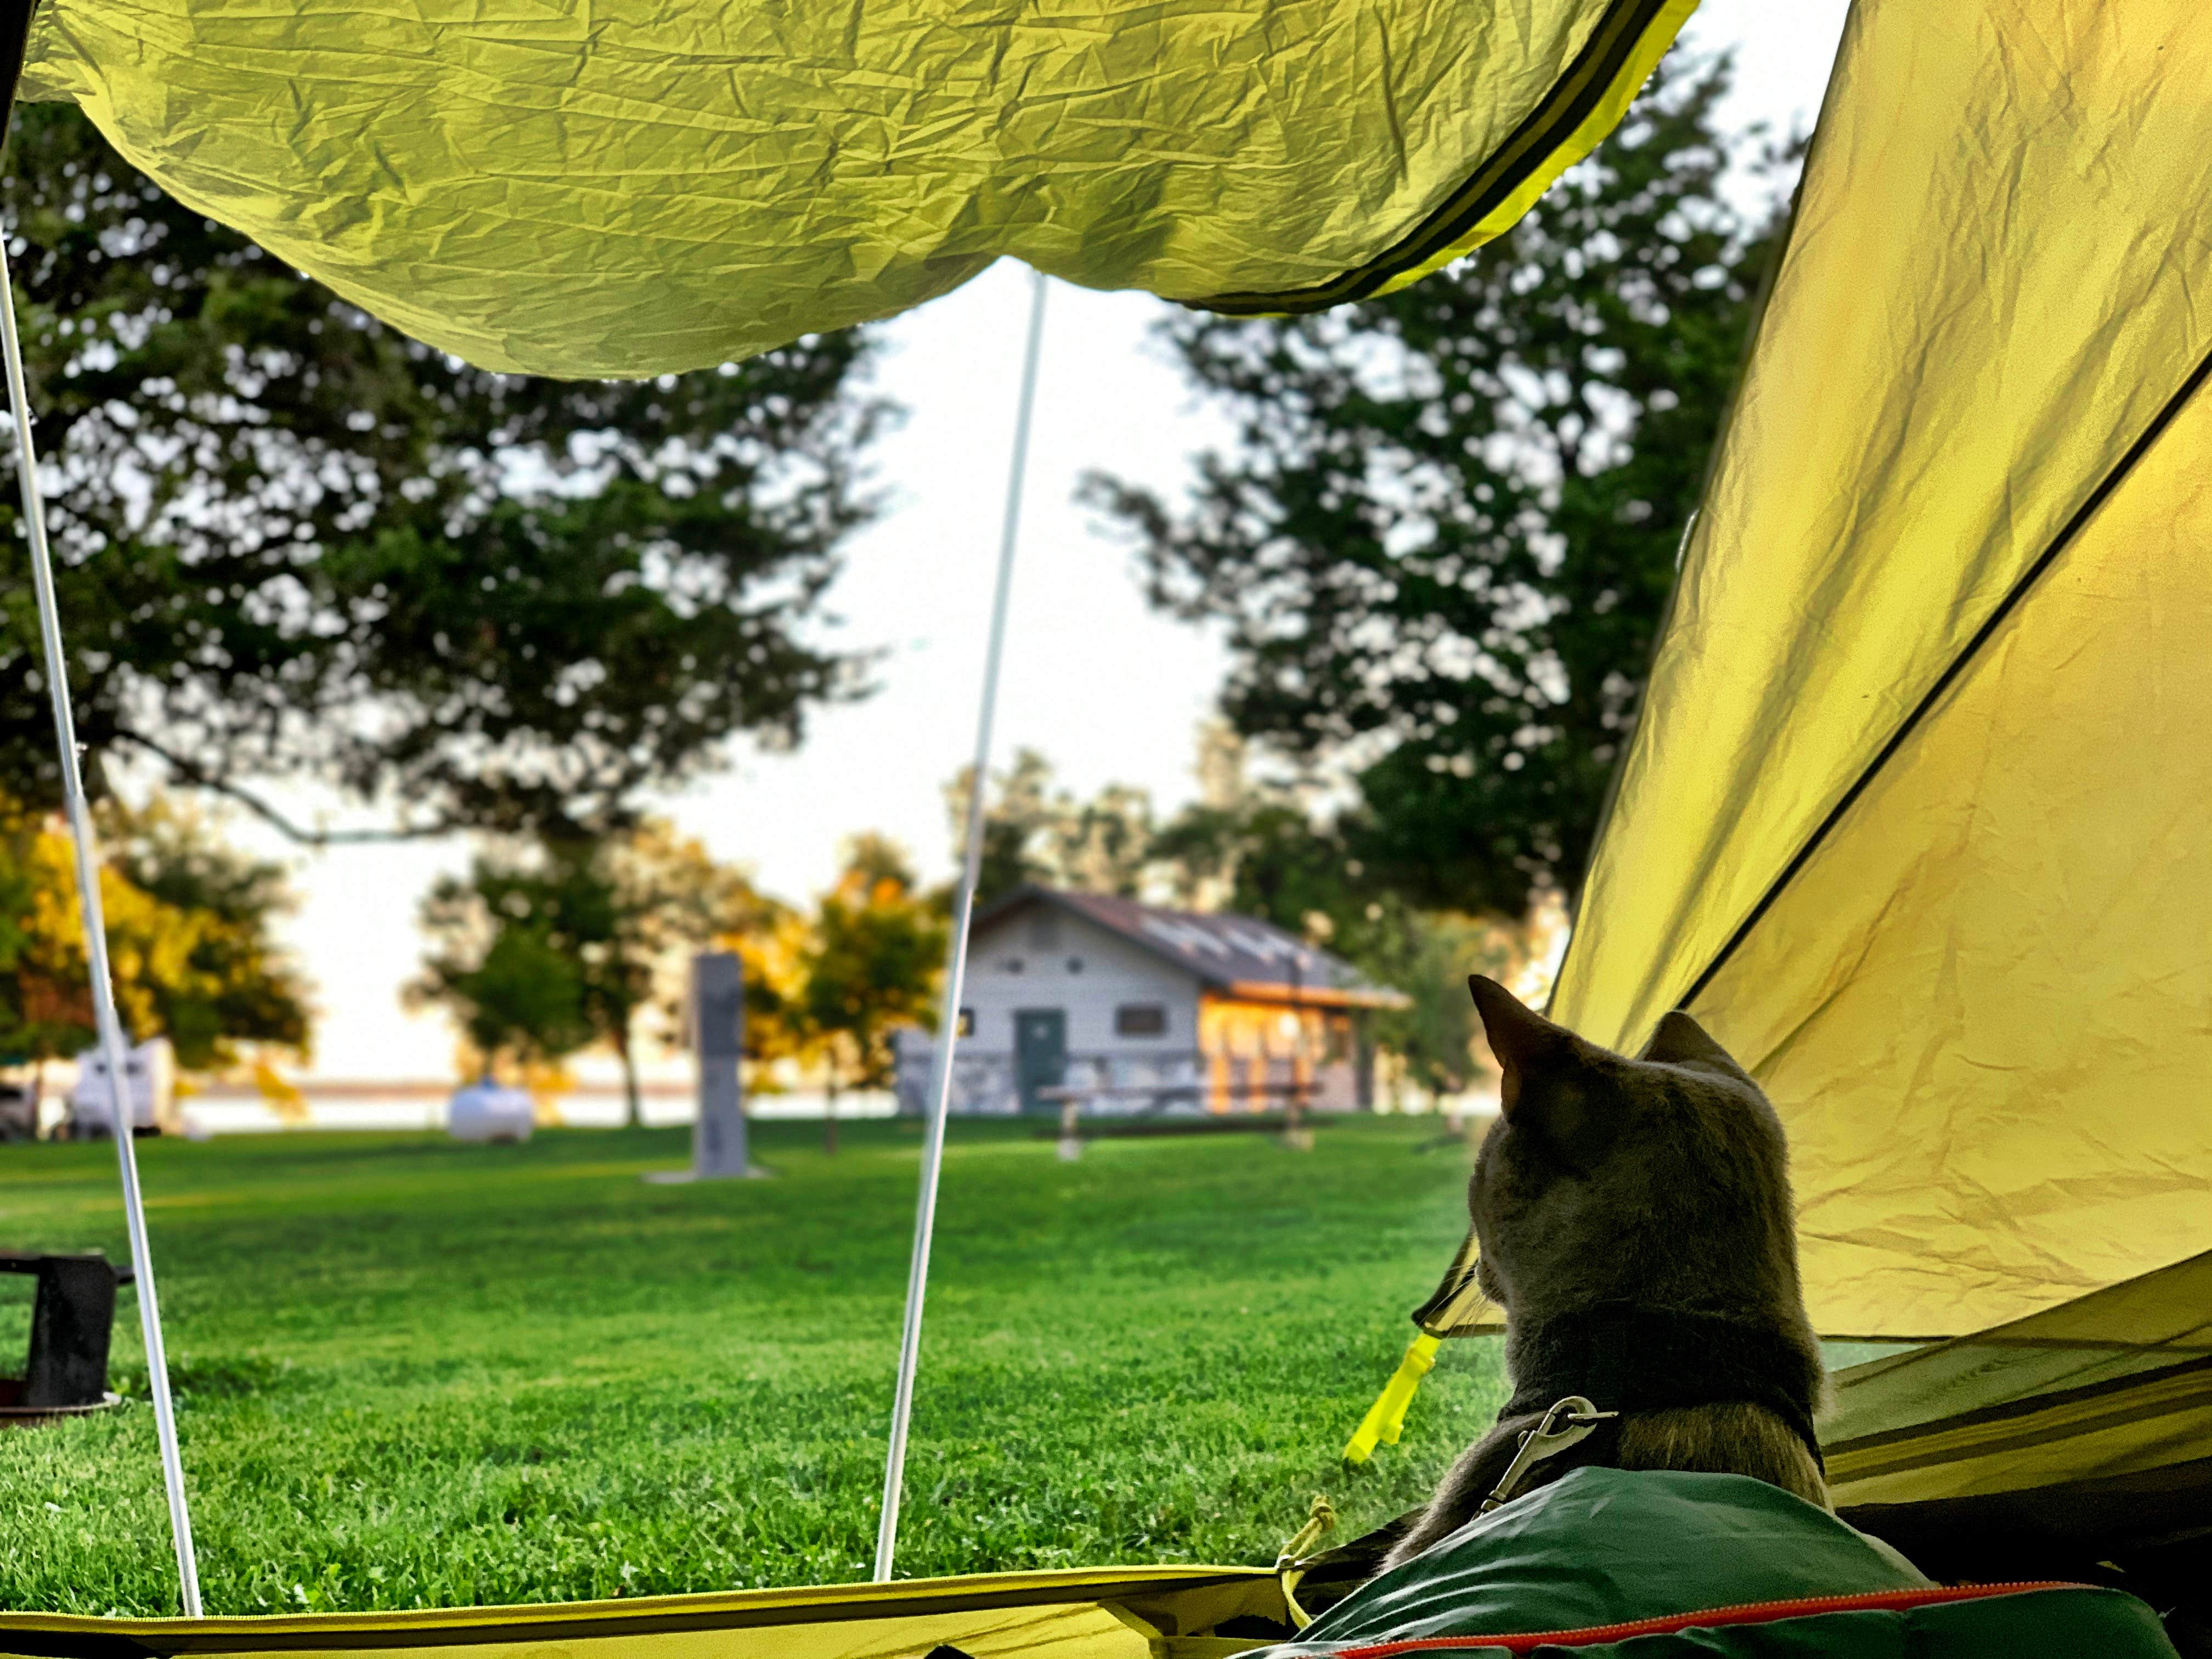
[1467,975,1576,1119]
[1640,1010,1751,1080]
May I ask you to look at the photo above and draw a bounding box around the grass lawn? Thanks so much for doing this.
[0,1116,1508,1617]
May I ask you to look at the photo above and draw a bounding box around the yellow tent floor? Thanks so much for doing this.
[0,1566,1293,1659]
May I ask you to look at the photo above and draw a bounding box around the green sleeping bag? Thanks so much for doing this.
[1256,1467,2178,1657]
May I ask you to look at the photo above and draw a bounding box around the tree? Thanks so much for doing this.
[102,794,314,1066]
[960,729,1360,933]
[708,893,816,1089]
[409,821,763,1120]
[1353,906,1521,1103]
[410,919,594,1082]
[1086,55,1780,915]
[0,793,311,1084]
[0,104,887,840]
[949,749,1159,910]
[795,836,946,1154]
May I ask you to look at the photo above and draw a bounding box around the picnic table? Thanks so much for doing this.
[1037,1079,1323,1158]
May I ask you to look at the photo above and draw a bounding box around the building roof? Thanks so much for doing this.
[972,886,1410,1010]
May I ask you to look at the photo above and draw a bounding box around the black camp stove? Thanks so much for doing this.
[0,1251,129,1425]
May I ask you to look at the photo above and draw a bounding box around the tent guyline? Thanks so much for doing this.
[1673,341,2212,1017]
[874,268,1050,1583]
[0,239,205,1614]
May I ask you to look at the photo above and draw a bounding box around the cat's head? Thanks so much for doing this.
[1465,976,1805,1326]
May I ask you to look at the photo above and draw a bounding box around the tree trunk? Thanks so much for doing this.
[824,1069,839,1158]
[616,1022,642,1130]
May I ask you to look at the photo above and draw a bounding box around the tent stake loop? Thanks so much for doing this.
[873,268,1048,1582]
[0,235,205,1617]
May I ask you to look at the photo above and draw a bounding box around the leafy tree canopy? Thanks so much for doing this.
[1086,56,1780,915]
[952,748,1159,911]
[0,105,887,841]
[796,834,947,1101]
[408,820,764,1119]
[0,793,309,1069]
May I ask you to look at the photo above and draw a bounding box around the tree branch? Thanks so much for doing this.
[110,729,464,846]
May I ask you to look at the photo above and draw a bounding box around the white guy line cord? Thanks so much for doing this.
[0,232,204,1616]
[873,267,1048,1582]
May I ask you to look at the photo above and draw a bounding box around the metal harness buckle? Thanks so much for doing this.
[1479,1394,1621,1514]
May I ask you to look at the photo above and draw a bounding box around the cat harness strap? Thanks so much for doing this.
[1496,1302,1829,1477]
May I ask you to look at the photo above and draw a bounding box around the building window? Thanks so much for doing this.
[1066,956,1085,974]
[957,1008,975,1037]
[1116,1004,1167,1037]
[1003,956,1025,973]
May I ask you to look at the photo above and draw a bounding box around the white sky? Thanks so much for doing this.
[202,0,1853,1081]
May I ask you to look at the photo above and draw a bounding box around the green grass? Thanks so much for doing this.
[0,1118,1506,1617]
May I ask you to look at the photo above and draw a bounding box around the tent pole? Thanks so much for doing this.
[0,237,205,1617]
[873,267,1047,1583]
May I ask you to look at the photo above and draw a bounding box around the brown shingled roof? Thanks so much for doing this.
[970,886,1410,1010]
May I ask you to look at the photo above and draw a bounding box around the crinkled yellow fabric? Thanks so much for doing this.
[16,0,1691,377]
[0,1565,1289,1659]
[1823,1251,2212,1505]
[1551,0,2212,1338]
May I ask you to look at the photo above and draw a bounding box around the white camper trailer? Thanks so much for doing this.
[65,1038,177,1138]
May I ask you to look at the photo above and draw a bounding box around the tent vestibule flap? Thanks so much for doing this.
[1549,0,2212,1340]
[1823,1249,2212,1597]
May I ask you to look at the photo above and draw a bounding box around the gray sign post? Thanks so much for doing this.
[648,950,765,1181]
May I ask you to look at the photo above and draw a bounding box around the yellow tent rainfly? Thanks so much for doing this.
[1821,1249,2212,1588]
[14,0,1694,377]
[1547,0,2212,1345]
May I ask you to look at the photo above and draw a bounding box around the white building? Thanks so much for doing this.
[895,887,1407,1116]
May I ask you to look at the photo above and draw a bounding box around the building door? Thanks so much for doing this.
[1013,1008,1067,1114]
